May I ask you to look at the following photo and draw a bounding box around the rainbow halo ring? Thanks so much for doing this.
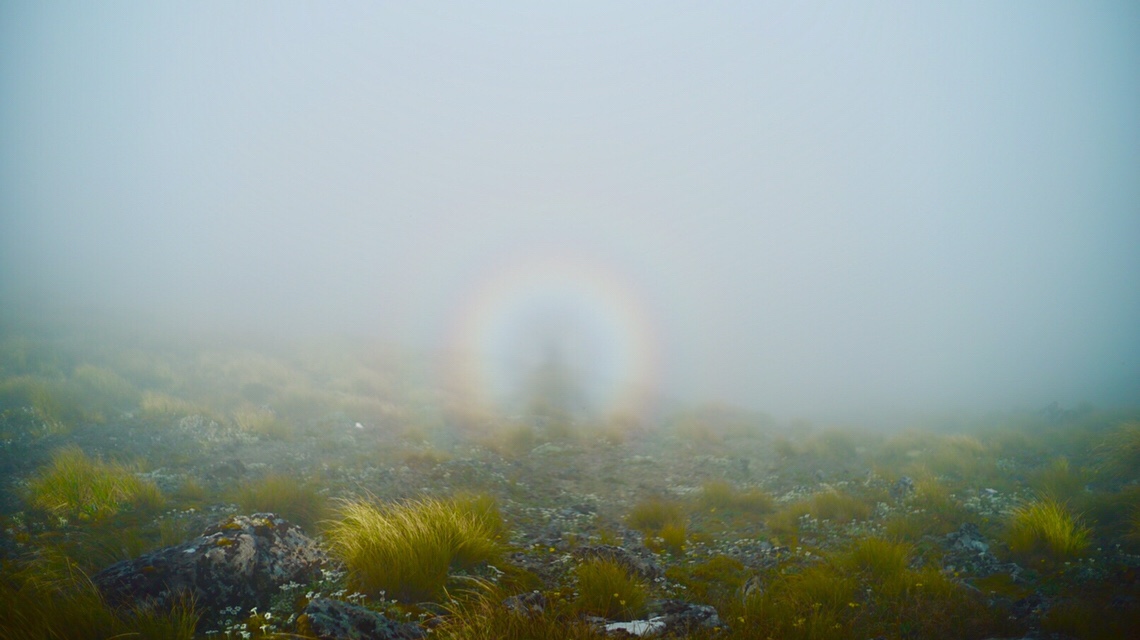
[446,252,661,421]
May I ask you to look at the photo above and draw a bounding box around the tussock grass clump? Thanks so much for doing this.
[627,498,685,533]
[1096,421,1140,481]
[326,494,504,602]
[434,580,605,640]
[766,501,812,541]
[0,375,84,432]
[0,574,197,640]
[231,474,327,532]
[809,489,872,523]
[665,555,748,604]
[572,558,649,621]
[842,538,914,598]
[139,391,202,420]
[1043,596,1139,640]
[27,446,163,520]
[698,480,775,514]
[70,364,140,420]
[843,537,911,578]
[657,522,686,554]
[1029,457,1088,502]
[884,476,968,540]
[734,564,854,639]
[231,405,293,440]
[403,448,451,468]
[727,554,1017,640]
[1007,497,1091,560]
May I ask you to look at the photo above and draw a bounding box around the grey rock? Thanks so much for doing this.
[93,513,328,626]
[947,522,990,554]
[656,599,722,632]
[600,600,722,637]
[303,598,425,640]
[503,590,547,616]
[941,523,1022,579]
[574,544,663,581]
[890,476,915,500]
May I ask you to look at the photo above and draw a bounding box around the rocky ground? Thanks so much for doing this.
[3,403,1139,639]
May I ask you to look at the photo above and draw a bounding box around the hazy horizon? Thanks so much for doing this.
[2,3,1138,422]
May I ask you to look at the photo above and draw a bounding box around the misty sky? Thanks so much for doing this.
[2,2,1137,420]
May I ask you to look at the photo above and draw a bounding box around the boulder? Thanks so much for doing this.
[93,513,328,626]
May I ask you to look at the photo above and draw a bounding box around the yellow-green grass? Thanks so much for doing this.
[664,555,749,605]
[626,497,685,533]
[842,537,911,578]
[1042,600,1131,640]
[70,364,140,420]
[644,521,687,556]
[0,375,85,432]
[1096,421,1140,481]
[925,434,991,478]
[884,476,970,540]
[0,559,197,640]
[726,557,1017,640]
[766,501,812,542]
[493,422,538,457]
[733,564,855,640]
[841,538,913,598]
[572,558,649,621]
[658,522,686,554]
[801,428,861,463]
[326,494,504,602]
[1007,497,1091,561]
[432,580,606,640]
[809,489,872,523]
[27,446,163,521]
[231,405,294,440]
[230,474,327,533]
[1029,457,1088,503]
[139,391,203,420]
[698,480,776,515]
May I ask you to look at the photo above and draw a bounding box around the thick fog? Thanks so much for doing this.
[2,3,1137,421]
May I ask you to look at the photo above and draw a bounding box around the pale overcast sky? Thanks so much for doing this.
[2,2,1137,419]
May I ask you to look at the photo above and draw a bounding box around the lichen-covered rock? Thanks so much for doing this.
[301,598,425,640]
[93,513,328,626]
